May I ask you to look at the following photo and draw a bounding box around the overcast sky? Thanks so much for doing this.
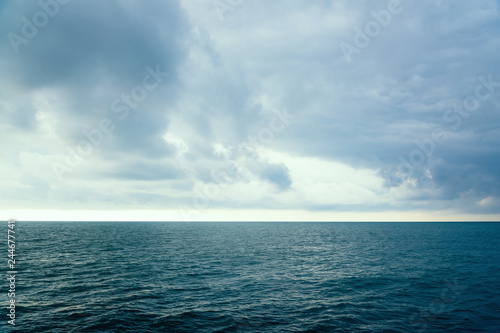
[1,0,499,221]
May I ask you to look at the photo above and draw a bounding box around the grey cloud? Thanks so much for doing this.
[104,160,184,181]
[0,0,189,158]
[251,161,292,191]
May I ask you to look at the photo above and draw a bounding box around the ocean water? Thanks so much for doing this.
[4,222,500,332]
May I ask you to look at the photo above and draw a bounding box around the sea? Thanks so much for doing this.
[3,222,500,332]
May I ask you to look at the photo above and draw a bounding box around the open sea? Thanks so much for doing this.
[3,222,500,332]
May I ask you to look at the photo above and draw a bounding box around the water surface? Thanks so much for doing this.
[5,222,500,332]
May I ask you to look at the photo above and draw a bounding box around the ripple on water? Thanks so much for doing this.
[6,222,500,332]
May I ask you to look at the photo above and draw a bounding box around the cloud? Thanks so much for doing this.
[0,0,189,160]
[477,196,499,207]
[251,160,292,191]
[1,0,499,219]
[103,160,184,181]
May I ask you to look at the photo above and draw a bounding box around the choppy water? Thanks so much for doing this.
[3,222,500,332]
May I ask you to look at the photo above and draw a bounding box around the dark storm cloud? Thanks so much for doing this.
[2,0,187,87]
[0,0,189,162]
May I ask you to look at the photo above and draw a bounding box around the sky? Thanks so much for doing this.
[1,0,500,221]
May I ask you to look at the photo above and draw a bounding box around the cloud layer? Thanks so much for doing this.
[1,0,499,219]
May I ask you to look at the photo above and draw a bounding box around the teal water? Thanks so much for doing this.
[4,222,500,332]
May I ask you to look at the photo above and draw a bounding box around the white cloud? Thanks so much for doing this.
[477,196,499,208]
